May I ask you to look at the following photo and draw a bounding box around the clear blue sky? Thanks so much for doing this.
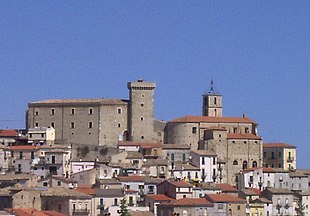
[1,1,309,168]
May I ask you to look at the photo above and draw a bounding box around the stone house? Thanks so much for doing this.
[157,198,213,216]
[144,194,173,216]
[161,144,191,170]
[157,180,193,200]
[37,175,77,188]
[205,193,247,216]
[171,162,201,183]
[260,188,295,216]
[13,189,43,210]
[141,159,168,178]
[289,170,309,193]
[70,168,98,186]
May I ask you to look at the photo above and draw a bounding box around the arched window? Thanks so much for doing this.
[252,161,258,168]
[242,161,248,170]
[233,160,238,165]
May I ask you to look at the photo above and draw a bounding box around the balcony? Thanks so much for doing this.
[287,157,294,162]
[72,209,90,215]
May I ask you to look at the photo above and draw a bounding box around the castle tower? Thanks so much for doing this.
[202,80,223,117]
[128,79,156,142]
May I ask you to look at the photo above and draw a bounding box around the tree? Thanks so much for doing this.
[118,198,130,216]
[295,199,305,216]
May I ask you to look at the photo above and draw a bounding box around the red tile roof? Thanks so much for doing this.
[145,194,173,201]
[263,143,296,148]
[161,198,213,207]
[0,129,18,137]
[168,180,193,188]
[6,208,66,216]
[170,116,256,124]
[251,188,262,195]
[74,187,96,195]
[216,184,238,192]
[227,133,261,140]
[205,194,246,203]
[9,145,38,150]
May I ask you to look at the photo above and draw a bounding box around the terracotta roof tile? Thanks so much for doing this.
[205,193,246,203]
[0,130,18,137]
[227,133,261,140]
[216,184,238,192]
[161,198,213,207]
[263,143,296,148]
[74,187,96,196]
[9,145,38,151]
[170,115,257,124]
[168,180,193,188]
[145,194,173,201]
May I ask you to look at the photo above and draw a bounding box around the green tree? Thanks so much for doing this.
[295,199,305,216]
[118,198,130,216]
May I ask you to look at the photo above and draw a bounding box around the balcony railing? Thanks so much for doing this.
[287,157,294,162]
[72,209,90,215]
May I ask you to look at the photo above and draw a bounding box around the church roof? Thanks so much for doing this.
[170,115,257,124]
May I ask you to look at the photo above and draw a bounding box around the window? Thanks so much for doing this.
[279,151,282,157]
[140,103,144,107]
[192,127,197,134]
[31,151,35,159]
[19,152,23,159]
[70,122,75,129]
[237,205,240,210]
[271,152,275,159]
[171,153,175,161]
[117,108,122,114]
[214,97,217,105]
[182,154,186,161]
[71,108,75,115]
[35,122,39,127]
[89,108,93,115]
[202,157,205,165]
[242,161,248,170]
[213,157,216,165]
[233,127,238,133]
[245,127,249,133]
[51,108,55,115]
[41,133,44,138]
[114,198,118,206]
[233,160,238,165]
[118,124,121,128]
[51,122,55,128]
[88,122,93,129]
[252,161,257,168]
[34,109,39,116]
[140,117,144,121]
[141,136,144,139]
[43,182,48,187]
[57,181,61,186]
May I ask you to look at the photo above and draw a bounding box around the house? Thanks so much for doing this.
[144,194,173,215]
[251,197,273,216]
[289,170,309,192]
[190,150,218,183]
[157,180,193,199]
[161,144,191,169]
[260,188,294,216]
[171,162,201,183]
[10,145,39,174]
[236,167,264,190]
[70,168,98,186]
[216,183,239,197]
[205,193,247,215]
[41,187,92,216]
[27,127,55,146]
[263,143,297,170]
[157,198,213,216]
[262,167,290,190]
[141,159,168,178]
[12,189,43,210]
[192,183,221,198]
[37,176,77,188]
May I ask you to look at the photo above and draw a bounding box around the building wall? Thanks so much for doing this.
[128,80,156,142]
[13,190,42,210]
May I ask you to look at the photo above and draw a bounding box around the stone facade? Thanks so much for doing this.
[27,80,162,146]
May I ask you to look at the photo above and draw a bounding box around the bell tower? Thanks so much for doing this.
[202,80,223,117]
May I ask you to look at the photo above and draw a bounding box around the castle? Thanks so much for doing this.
[27,79,263,184]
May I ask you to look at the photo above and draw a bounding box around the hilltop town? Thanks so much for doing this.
[0,79,307,216]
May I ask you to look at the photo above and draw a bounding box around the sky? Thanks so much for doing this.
[0,1,310,168]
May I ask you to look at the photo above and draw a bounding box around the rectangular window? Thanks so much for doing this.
[31,151,35,159]
[182,154,186,161]
[192,127,197,134]
[57,181,61,186]
[245,127,249,133]
[171,153,175,161]
[34,109,39,116]
[202,157,205,165]
[35,122,39,127]
[51,122,55,128]
[117,108,122,114]
[118,123,121,128]
[71,108,75,115]
[19,152,23,159]
[70,122,75,129]
[88,122,93,129]
[213,157,216,165]
[89,108,93,115]
[51,108,55,115]
[114,198,118,206]
[233,127,238,133]
[271,152,275,159]
[279,151,282,157]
